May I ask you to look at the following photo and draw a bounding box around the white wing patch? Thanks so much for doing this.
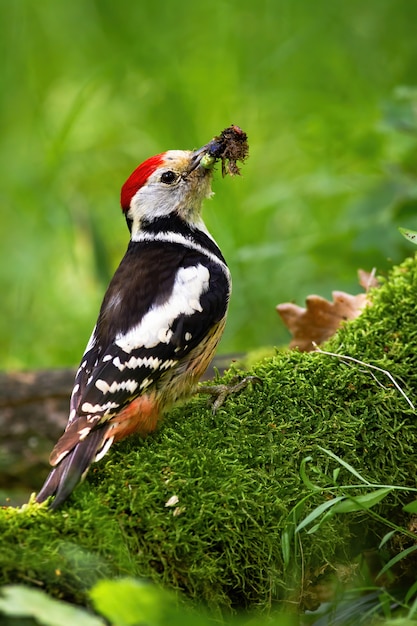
[83,326,97,355]
[112,355,162,371]
[115,264,210,352]
[81,400,119,414]
[95,378,139,395]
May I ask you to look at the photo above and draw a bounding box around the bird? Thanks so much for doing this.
[36,136,239,509]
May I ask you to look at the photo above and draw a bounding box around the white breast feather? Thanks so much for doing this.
[115,264,210,352]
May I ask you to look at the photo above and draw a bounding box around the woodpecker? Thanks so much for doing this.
[36,130,247,509]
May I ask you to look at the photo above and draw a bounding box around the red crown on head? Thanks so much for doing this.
[120,153,166,212]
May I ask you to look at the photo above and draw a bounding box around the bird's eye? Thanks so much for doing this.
[160,170,178,185]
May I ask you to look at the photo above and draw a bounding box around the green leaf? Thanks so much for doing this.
[332,487,392,513]
[403,499,417,513]
[399,227,417,245]
[90,578,179,626]
[296,488,392,535]
[379,530,396,549]
[0,585,104,626]
[405,579,417,606]
[295,496,344,533]
[281,526,292,568]
[332,467,341,483]
[317,447,371,485]
[299,456,321,491]
[377,545,417,579]
[408,595,417,620]
[305,511,335,535]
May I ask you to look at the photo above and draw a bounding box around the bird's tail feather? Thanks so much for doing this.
[36,427,111,509]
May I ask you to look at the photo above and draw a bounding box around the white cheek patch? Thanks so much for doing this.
[115,264,210,351]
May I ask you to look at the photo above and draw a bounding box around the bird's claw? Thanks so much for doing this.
[199,375,262,413]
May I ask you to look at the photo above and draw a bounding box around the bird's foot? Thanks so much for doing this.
[198,375,262,413]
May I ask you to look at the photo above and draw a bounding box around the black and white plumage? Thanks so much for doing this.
[36,143,233,509]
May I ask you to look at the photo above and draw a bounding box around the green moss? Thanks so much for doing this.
[2,255,417,610]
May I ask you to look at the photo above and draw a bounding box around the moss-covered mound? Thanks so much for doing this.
[1,255,417,611]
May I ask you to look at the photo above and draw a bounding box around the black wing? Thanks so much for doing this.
[55,239,230,461]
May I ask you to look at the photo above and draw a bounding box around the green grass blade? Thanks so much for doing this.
[379,530,396,549]
[405,579,417,606]
[377,545,417,580]
[318,447,372,485]
[295,496,344,533]
[332,487,392,513]
[299,456,322,491]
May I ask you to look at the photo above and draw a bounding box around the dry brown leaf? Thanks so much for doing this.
[358,268,379,291]
[276,270,378,351]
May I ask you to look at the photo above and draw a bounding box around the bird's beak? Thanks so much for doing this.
[186,126,248,178]
[187,138,222,175]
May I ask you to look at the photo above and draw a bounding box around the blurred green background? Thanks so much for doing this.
[1,0,417,370]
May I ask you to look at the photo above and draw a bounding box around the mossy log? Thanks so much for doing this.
[0,358,235,493]
[0,368,74,490]
[1,255,417,611]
